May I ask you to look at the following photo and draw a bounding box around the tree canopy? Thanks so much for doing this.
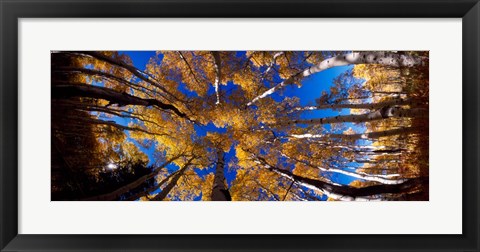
[51,50,429,201]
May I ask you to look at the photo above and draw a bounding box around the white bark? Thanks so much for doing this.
[247,51,426,106]
[280,153,406,185]
[212,52,222,105]
[288,127,419,141]
[269,166,380,201]
[290,193,309,201]
[290,133,325,139]
[289,98,418,112]
[246,78,289,106]
[261,52,284,81]
[278,106,428,126]
[248,152,423,201]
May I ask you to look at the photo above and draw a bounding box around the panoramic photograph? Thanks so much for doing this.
[51,51,429,201]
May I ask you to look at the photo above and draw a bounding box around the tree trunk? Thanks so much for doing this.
[278,106,427,126]
[255,156,427,201]
[80,155,181,201]
[52,83,188,119]
[289,126,420,141]
[151,160,192,201]
[289,98,421,112]
[63,51,182,103]
[261,52,284,81]
[211,149,231,201]
[247,51,427,106]
[212,52,222,105]
[280,153,406,185]
[80,117,166,137]
[124,169,181,201]
[54,67,157,95]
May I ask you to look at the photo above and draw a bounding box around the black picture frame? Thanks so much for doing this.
[1,0,478,251]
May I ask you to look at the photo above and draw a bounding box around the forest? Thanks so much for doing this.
[51,50,429,201]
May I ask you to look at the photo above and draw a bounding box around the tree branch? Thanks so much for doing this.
[288,126,421,141]
[247,51,427,106]
[79,155,182,201]
[52,83,189,119]
[61,51,184,104]
[253,154,427,201]
[277,106,427,126]
[177,51,202,85]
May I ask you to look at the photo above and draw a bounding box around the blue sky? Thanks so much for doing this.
[110,51,365,199]
[122,51,156,68]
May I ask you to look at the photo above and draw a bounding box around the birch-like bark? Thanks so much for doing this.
[261,52,284,81]
[247,51,426,106]
[278,106,427,126]
[289,126,420,141]
[211,149,231,201]
[354,148,405,154]
[254,155,426,201]
[289,98,420,112]
[80,155,181,201]
[212,52,222,105]
[281,153,407,185]
[288,141,387,153]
